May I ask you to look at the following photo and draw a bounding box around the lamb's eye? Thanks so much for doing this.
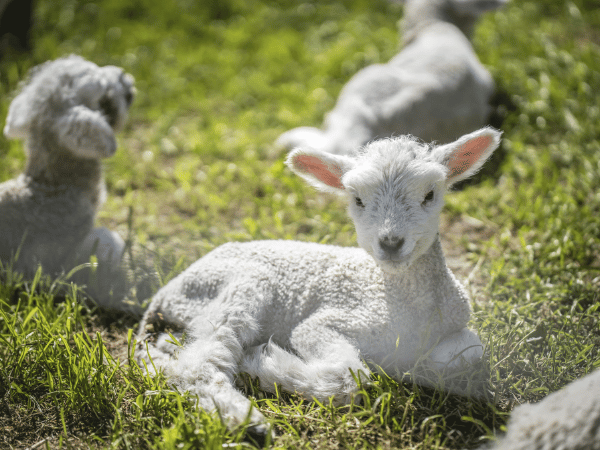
[422,190,434,205]
[355,197,365,208]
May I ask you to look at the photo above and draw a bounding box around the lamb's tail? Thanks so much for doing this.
[240,339,369,405]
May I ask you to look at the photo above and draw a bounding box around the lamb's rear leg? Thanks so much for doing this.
[143,313,271,438]
[136,332,183,372]
[241,331,369,405]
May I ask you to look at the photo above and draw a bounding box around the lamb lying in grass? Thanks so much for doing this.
[277,0,507,154]
[136,127,501,438]
[0,55,134,290]
[484,369,600,450]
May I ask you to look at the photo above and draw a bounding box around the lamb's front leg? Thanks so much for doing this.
[241,325,369,405]
[79,227,125,266]
[416,327,486,397]
[428,328,483,370]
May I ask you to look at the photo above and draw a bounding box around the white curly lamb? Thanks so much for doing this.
[136,126,501,437]
[0,55,134,283]
[277,0,507,155]
[483,369,600,450]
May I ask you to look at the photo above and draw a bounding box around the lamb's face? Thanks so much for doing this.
[69,63,135,131]
[4,55,135,154]
[343,145,446,272]
[287,128,501,274]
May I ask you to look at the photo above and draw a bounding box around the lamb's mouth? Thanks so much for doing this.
[370,251,412,272]
[124,89,134,106]
[378,259,410,273]
[372,246,412,264]
[99,96,119,127]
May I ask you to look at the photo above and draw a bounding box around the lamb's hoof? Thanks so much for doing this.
[244,423,274,448]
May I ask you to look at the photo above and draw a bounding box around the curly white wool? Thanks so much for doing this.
[483,369,600,450]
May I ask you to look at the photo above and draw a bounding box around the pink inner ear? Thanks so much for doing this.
[448,135,492,178]
[294,154,344,189]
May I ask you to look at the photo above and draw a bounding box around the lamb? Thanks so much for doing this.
[136,126,501,438]
[483,369,600,450]
[0,55,134,290]
[276,0,507,155]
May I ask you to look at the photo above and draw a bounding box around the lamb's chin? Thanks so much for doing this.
[374,258,411,274]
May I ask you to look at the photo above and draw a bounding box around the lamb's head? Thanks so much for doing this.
[402,0,508,40]
[287,127,501,272]
[4,55,135,159]
[73,60,135,131]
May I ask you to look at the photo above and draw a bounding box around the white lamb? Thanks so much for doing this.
[137,126,501,437]
[277,0,507,155]
[0,55,134,286]
[483,369,600,450]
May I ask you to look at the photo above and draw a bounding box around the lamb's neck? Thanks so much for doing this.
[381,237,451,293]
[24,138,105,208]
[402,0,475,46]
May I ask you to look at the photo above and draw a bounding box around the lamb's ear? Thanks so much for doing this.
[3,90,35,140]
[286,148,355,194]
[433,127,501,187]
[55,105,117,159]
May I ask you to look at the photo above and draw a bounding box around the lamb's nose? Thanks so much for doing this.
[124,87,134,106]
[379,235,404,254]
[120,72,136,105]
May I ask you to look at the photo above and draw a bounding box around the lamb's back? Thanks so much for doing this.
[331,22,493,145]
[393,23,491,83]
[144,241,384,330]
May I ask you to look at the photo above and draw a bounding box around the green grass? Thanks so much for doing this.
[1,0,600,448]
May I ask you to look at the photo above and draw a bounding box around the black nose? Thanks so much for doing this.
[118,71,135,106]
[379,235,404,254]
[99,96,118,127]
[125,89,134,106]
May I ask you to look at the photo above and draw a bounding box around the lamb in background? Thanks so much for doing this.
[0,55,134,302]
[136,126,501,439]
[483,369,600,450]
[277,0,507,155]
